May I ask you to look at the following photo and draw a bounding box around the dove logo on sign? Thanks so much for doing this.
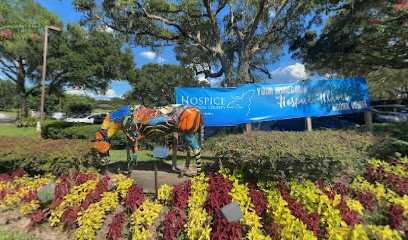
[226,90,255,117]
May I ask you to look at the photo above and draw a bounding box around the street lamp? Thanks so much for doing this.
[40,25,61,121]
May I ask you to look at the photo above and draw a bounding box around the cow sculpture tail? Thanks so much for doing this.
[177,107,205,178]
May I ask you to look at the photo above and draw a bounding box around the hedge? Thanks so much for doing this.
[40,120,192,150]
[206,130,379,182]
[0,137,99,175]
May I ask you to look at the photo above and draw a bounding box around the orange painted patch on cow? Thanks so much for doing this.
[93,142,110,154]
[177,107,199,132]
[95,131,104,140]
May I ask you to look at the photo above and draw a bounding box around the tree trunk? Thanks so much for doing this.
[236,48,251,85]
[16,58,28,118]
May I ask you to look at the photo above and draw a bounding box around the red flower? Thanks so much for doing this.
[369,19,377,25]
[395,1,408,10]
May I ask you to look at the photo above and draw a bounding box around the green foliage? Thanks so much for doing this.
[73,0,337,85]
[353,122,408,158]
[290,0,408,99]
[206,130,377,182]
[0,230,38,240]
[43,23,135,97]
[0,0,62,117]
[67,102,93,115]
[0,80,19,110]
[15,117,37,127]
[125,63,209,107]
[40,120,75,139]
[0,137,99,175]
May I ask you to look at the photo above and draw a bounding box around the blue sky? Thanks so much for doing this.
[28,0,316,99]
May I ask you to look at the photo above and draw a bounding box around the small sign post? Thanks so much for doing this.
[153,147,169,199]
[172,133,178,170]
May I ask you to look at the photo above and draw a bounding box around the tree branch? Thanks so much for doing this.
[246,0,267,43]
[250,63,271,78]
[1,70,16,82]
[0,59,16,74]
[132,2,218,53]
[216,0,228,14]
[196,67,224,78]
[228,3,245,41]
[203,0,222,50]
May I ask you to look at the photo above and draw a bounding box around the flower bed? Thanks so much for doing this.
[1,156,408,239]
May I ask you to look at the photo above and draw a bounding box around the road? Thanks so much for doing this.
[0,112,16,123]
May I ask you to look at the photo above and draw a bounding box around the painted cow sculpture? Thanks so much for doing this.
[93,104,204,177]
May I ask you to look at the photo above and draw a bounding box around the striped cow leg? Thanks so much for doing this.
[179,134,202,178]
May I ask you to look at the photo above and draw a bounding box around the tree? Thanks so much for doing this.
[0,0,61,117]
[124,63,210,106]
[0,80,19,110]
[290,0,408,98]
[63,94,95,115]
[73,0,337,86]
[42,23,135,99]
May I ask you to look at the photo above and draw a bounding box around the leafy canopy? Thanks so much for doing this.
[290,0,408,99]
[73,0,338,86]
[124,63,210,106]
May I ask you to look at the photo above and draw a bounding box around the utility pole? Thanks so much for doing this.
[40,25,61,120]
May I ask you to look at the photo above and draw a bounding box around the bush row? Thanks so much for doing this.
[0,137,99,175]
[205,130,381,182]
[40,120,192,150]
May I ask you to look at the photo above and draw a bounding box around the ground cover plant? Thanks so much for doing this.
[1,154,408,239]
[206,130,377,182]
[0,137,99,175]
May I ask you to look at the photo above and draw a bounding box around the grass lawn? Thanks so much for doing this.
[0,230,38,240]
[0,125,40,138]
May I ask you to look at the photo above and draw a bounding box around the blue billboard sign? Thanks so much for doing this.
[175,78,371,126]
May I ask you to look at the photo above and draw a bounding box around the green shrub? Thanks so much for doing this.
[40,120,193,150]
[41,120,75,138]
[15,117,37,127]
[206,130,377,182]
[0,137,99,175]
[352,122,408,158]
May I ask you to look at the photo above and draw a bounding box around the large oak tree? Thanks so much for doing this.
[290,0,408,99]
[73,0,338,86]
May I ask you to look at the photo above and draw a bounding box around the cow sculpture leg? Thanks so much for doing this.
[124,133,139,174]
[179,134,202,178]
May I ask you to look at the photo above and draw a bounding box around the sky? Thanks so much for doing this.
[27,0,315,99]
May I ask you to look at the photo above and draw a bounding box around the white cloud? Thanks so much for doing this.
[266,63,309,83]
[65,87,120,99]
[157,56,166,63]
[207,78,223,87]
[197,74,206,82]
[140,51,157,60]
[105,26,114,33]
[65,88,88,96]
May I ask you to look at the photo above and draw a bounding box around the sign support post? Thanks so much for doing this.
[245,123,251,132]
[364,111,374,132]
[305,117,313,131]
